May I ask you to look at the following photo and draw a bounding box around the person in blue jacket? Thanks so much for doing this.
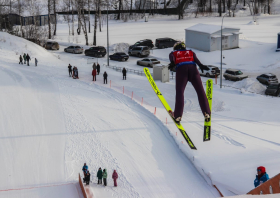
[254,166,269,187]
[82,163,88,176]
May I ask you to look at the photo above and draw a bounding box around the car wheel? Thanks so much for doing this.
[206,73,210,77]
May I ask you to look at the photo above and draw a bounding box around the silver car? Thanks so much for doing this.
[256,73,278,85]
[223,69,248,81]
[128,46,150,57]
[137,58,160,67]
[64,46,84,54]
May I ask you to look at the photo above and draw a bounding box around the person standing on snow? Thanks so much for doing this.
[92,63,97,70]
[92,68,97,81]
[19,55,23,64]
[112,170,118,187]
[97,63,100,75]
[254,166,269,187]
[23,53,27,64]
[26,54,31,66]
[82,163,88,177]
[102,169,107,186]
[103,71,108,84]
[122,67,127,80]
[68,64,72,77]
[168,41,210,124]
[97,167,103,184]
[85,170,91,185]
[73,66,79,79]
[35,58,38,66]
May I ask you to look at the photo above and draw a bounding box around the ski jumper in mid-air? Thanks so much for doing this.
[168,41,211,123]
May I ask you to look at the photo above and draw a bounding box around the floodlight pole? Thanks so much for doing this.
[220,13,227,89]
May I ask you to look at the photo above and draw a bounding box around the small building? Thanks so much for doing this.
[185,23,242,52]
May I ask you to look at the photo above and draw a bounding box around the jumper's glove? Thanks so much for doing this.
[199,65,209,73]
[168,62,176,70]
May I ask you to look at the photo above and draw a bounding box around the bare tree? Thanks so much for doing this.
[76,0,89,45]
[53,0,57,36]
[48,0,51,39]
[88,0,91,32]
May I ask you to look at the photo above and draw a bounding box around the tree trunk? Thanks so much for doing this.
[210,0,212,12]
[219,0,222,16]
[117,0,122,20]
[53,0,57,36]
[72,0,74,35]
[48,0,51,39]
[88,0,91,33]
[93,0,99,45]
[99,5,101,32]
[130,0,132,15]
[222,0,225,13]
[267,0,270,14]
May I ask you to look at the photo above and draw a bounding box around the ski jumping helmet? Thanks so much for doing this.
[173,41,186,50]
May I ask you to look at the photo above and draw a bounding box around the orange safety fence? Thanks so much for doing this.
[79,173,88,198]
[247,173,280,195]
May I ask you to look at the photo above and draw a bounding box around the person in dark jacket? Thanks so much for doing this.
[68,64,72,77]
[82,163,88,176]
[19,55,23,64]
[102,169,107,186]
[103,71,108,84]
[254,166,269,187]
[168,41,210,124]
[26,54,31,66]
[112,170,118,187]
[122,67,127,80]
[97,168,103,184]
[73,66,79,79]
[23,53,26,64]
[97,63,100,75]
[85,170,91,185]
[92,68,97,81]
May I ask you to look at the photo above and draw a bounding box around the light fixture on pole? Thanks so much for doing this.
[220,13,227,89]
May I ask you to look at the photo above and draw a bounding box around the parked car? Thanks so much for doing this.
[198,65,220,77]
[223,69,248,81]
[85,46,106,57]
[45,41,59,50]
[256,73,278,85]
[109,52,129,61]
[137,58,160,67]
[64,46,84,54]
[155,38,178,49]
[265,83,280,96]
[129,39,154,49]
[128,46,150,57]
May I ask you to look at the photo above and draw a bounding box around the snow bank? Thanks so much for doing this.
[232,78,266,94]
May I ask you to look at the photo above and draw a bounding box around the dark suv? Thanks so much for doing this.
[85,46,106,57]
[155,38,178,49]
[256,73,278,85]
[265,83,280,96]
[129,39,154,49]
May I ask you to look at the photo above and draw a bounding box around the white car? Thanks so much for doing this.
[137,58,160,67]
[198,65,220,78]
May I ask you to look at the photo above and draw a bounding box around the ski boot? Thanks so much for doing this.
[204,113,210,122]
[168,110,181,124]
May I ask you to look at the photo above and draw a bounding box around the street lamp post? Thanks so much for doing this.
[107,2,109,66]
[220,13,227,89]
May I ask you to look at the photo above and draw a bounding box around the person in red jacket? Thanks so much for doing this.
[168,41,210,124]
[92,68,97,81]
[112,170,118,187]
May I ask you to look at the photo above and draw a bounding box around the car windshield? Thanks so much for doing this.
[269,76,276,79]
[268,84,278,89]
[134,42,140,45]
[151,59,158,61]
[118,52,126,55]
[75,46,81,48]
[236,71,243,75]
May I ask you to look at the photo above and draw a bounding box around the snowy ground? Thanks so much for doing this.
[0,13,280,198]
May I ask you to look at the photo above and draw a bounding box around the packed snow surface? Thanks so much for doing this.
[1,13,280,198]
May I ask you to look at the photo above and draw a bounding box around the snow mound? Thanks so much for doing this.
[247,21,258,25]
[232,78,266,94]
[111,43,130,53]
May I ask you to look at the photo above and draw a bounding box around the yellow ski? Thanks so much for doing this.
[203,79,213,141]
[144,68,197,150]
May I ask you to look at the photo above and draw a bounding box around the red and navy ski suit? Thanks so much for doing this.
[169,50,211,119]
